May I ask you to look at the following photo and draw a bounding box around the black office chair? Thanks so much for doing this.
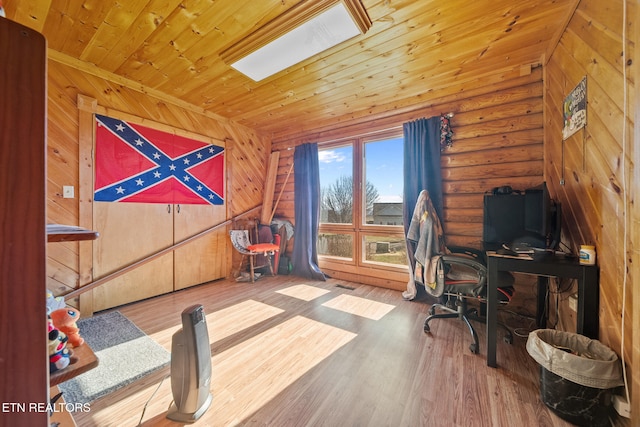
[406,190,514,354]
[422,247,515,354]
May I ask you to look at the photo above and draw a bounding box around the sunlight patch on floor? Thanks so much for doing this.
[148,299,284,349]
[275,284,331,301]
[207,299,285,342]
[210,315,357,425]
[321,294,396,320]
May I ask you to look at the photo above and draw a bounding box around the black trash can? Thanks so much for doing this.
[526,329,624,427]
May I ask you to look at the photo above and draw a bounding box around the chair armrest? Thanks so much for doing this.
[447,246,486,263]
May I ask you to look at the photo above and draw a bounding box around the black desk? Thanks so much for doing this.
[486,252,599,368]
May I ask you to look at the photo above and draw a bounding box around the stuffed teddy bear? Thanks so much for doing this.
[47,318,72,373]
[50,307,84,347]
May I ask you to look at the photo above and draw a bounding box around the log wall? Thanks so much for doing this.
[45,56,270,306]
[545,0,637,420]
[271,68,545,288]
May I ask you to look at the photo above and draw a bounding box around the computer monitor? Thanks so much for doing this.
[524,182,561,250]
[482,192,525,250]
[483,182,561,251]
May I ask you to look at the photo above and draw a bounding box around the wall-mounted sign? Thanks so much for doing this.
[562,76,587,140]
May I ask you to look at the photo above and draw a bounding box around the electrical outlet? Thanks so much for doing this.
[568,294,578,311]
[63,185,74,199]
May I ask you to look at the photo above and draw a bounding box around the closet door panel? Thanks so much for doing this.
[93,202,174,311]
[173,203,227,290]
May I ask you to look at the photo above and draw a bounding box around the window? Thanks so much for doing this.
[319,144,353,225]
[363,137,403,225]
[318,132,407,273]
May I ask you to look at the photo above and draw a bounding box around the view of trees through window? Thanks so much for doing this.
[318,136,407,268]
[321,175,379,224]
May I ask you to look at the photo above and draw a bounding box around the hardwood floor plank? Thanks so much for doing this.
[68,276,574,427]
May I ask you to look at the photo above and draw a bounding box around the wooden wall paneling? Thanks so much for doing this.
[633,0,640,416]
[444,129,545,156]
[77,94,97,314]
[46,50,233,130]
[442,208,482,225]
[271,69,543,145]
[47,244,79,291]
[262,65,526,138]
[270,69,544,144]
[443,193,484,209]
[46,68,83,306]
[0,17,49,425]
[442,177,541,196]
[545,0,636,423]
[227,135,269,217]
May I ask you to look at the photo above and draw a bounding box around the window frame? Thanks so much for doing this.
[317,129,407,273]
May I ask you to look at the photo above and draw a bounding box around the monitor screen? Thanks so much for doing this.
[482,192,525,250]
[524,182,551,237]
[483,182,561,250]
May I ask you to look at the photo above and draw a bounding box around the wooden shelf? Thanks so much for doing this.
[50,343,99,387]
[47,224,99,242]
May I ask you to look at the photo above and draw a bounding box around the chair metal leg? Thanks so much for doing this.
[424,310,459,333]
[424,297,480,354]
[461,314,480,354]
[249,255,255,283]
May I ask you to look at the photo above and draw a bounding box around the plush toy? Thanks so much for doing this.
[47,319,71,373]
[45,290,66,316]
[50,308,84,347]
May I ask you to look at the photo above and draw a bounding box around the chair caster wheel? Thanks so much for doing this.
[469,343,478,354]
[504,335,513,345]
[423,322,431,333]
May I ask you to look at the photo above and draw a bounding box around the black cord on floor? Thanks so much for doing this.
[137,374,170,426]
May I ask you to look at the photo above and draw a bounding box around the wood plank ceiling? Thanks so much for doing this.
[5,0,577,139]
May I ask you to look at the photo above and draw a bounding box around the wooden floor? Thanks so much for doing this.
[69,275,573,427]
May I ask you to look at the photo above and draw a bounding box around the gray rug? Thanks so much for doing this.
[58,310,170,404]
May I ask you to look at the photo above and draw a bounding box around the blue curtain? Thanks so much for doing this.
[291,143,326,281]
[402,117,444,229]
[402,116,444,299]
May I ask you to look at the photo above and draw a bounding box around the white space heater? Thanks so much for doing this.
[167,304,213,422]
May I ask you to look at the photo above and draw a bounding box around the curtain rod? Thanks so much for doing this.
[278,113,454,151]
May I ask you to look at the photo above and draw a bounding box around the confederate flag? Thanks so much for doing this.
[94,114,224,205]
